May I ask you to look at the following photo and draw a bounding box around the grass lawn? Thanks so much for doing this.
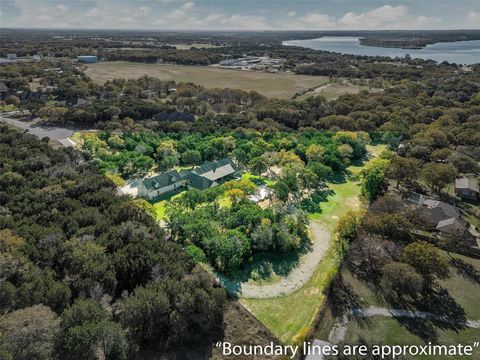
[241,145,386,344]
[152,192,184,221]
[344,317,480,360]
[85,61,330,99]
[242,172,277,187]
[0,104,17,112]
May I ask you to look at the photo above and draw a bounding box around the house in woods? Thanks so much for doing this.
[65,97,90,107]
[18,90,47,102]
[455,177,479,200]
[436,217,466,236]
[0,82,9,93]
[408,194,463,234]
[152,110,195,122]
[139,158,241,199]
[396,143,407,156]
[138,170,185,200]
[188,158,240,190]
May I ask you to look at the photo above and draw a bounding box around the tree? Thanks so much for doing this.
[305,143,325,163]
[248,156,268,176]
[0,305,60,360]
[420,162,457,193]
[5,95,20,106]
[381,262,423,299]
[181,149,201,166]
[60,299,127,360]
[359,158,390,202]
[120,284,171,346]
[335,210,363,258]
[388,156,420,188]
[401,241,449,283]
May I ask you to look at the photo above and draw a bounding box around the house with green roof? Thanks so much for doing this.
[139,158,241,199]
[138,170,186,200]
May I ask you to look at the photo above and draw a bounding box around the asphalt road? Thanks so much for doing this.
[0,115,76,147]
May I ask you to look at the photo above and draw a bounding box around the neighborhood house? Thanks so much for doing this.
[138,158,240,199]
[455,177,479,200]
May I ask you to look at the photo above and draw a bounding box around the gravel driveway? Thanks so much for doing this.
[218,221,332,298]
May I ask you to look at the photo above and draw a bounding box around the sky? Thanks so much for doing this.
[0,0,479,30]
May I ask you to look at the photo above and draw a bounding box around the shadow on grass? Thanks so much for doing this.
[450,258,480,284]
[217,233,314,298]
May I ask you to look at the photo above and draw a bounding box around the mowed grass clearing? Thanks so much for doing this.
[241,145,386,344]
[85,61,330,99]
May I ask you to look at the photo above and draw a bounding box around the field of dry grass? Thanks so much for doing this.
[85,61,330,98]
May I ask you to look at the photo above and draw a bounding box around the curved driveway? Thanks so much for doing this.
[218,221,331,298]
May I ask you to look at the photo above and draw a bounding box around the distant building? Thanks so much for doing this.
[6,54,17,60]
[18,90,47,102]
[77,55,98,63]
[0,82,9,93]
[152,110,195,122]
[65,97,90,107]
[396,143,407,156]
[455,177,479,200]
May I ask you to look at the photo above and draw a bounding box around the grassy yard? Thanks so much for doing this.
[344,317,480,360]
[241,145,386,344]
[85,61,330,99]
[151,192,184,221]
[321,231,480,358]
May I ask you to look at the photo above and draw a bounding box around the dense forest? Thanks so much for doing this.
[0,127,226,360]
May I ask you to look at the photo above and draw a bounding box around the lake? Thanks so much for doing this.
[283,36,480,65]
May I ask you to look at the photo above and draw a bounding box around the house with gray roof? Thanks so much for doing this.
[138,170,186,200]
[436,217,466,236]
[455,177,479,200]
[139,158,241,199]
[190,158,239,184]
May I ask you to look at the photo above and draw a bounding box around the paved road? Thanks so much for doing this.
[0,115,75,147]
[217,221,332,298]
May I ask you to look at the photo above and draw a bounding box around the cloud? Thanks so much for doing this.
[181,1,194,10]
[465,11,480,27]
[335,5,440,29]
[0,1,454,30]
[280,5,442,30]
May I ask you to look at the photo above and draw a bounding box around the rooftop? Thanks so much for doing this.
[455,177,479,192]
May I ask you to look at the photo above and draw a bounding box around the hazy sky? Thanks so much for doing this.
[1,0,479,30]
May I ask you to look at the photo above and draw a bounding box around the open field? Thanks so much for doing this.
[241,145,386,344]
[297,83,384,101]
[85,61,330,98]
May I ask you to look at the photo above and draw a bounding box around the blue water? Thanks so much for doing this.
[283,36,480,65]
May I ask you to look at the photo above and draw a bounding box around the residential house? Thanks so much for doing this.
[436,217,466,236]
[455,177,479,200]
[18,90,47,102]
[138,170,185,200]
[188,158,240,188]
[0,82,9,93]
[408,194,464,236]
[152,110,195,122]
[66,97,90,107]
[139,158,241,199]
